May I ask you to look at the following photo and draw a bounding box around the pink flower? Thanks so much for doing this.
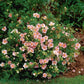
[62,43,67,48]
[44,36,48,40]
[58,50,62,55]
[42,29,47,33]
[41,23,45,28]
[49,22,55,26]
[16,44,18,47]
[0,62,5,67]
[43,73,47,78]
[22,53,26,58]
[12,52,16,56]
[41,45,47,51]
[41,64,47,70]
[33,13,40,18]
[2,39,8,44]
[28,47,34,53]
[36,23,41,29]
[42,16,47,20]
[2,26,7,31]
[45,26,49,30]
[24,42,29,46]
[23,63,28,68]
[10,64,15,69]
[20,33,25,37]
[65,57,70,62]
[55,46,59,51]
[36,14,40,18]
[58,42,63,47]
[62,61,66,65]
[40,37,45,43]
[29,62,33,65]
[19,47,25,51]
[18,19,22,24]
[53,50,59,57]
[39,59,44,64]
[2,50,7,55]
[48,43,54,48]
[62,52,68,58]
[8,61,12,65]
[20,37,25,42]
[8,13,12,18]
[33,28,39,32]
[52,61,57,65]
[74,53,78,57]
[75,43,81,50]
[48,39,53,43]
[51,27,55,30]
[44,59,49,64]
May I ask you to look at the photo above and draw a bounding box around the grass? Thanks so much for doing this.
[0,75,84,84]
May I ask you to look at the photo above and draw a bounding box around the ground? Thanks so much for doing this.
[63,29,84,77]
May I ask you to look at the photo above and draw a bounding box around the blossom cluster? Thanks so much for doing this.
[0,13,81,79]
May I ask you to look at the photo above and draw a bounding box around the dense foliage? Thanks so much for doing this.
[0,0,81,80]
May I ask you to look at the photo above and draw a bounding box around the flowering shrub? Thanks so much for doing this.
[0,13,81,79]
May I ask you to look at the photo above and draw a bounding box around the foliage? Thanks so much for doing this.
[48,0,84,29]
[0,12,81,79]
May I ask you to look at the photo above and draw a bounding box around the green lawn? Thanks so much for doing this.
[0,75,84,84]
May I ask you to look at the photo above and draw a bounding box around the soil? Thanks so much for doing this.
[62,30,84,77]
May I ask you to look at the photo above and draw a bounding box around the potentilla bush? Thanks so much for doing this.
[0,13,81,80]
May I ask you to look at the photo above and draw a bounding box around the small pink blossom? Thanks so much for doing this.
[72,69,76,72]
[41,23,45,28]
[49,22,55,26]
[74,53,78,57]
[12,52,16,56]
[20,37,25,42]
[42,29,47,33]
[2,39,8,44]
[10,64,15,69]
[48,43,54,48]
[42,16,47,20]
[2,50,7,55]
[48,39,53,43]
[53,50,59,57]
[41,64,47,70]
[39,59,44,64]
[62,61,66,65]
[44,58,49,64]
[0,62,5,67]
[75,43,81,50]
[28,47,34,53]
[8,13,12,18]
[55,46,59,51]
[19,47,25,51]
[2,26,7,31]
[33,13,40,18]
[8,61,12,65]
[41,45,47,51]
[23,63,28,68]
[40,37,45,43]
[20,33,25,37]
[62,43,67,48]
[44,36,48,40]
[58,42,63,47]
[43,73,47,78]
[52,61,57,65]
[62,52,68,58]
[36,23,41,29]
[51,27,55,30]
